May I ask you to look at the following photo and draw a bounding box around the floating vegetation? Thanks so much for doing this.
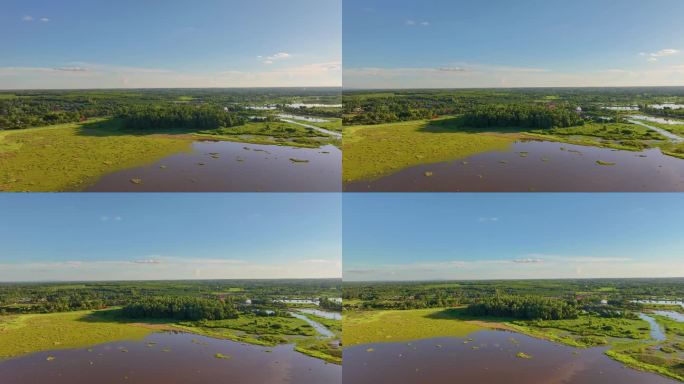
[541,157,549,162]
[197,162,205,166]
[46,356,55,361]
[519,151,529,158]
[516,352,532,359]
[461,161,469,165]
[596,160,616,166]
[366,348,375,352]
[162,348,171,352]
[424,171,433,177]
[214,353,231,360]
[289,158,309,163]
[129,178,142,184]
[499,160,508,164]
[159,165,167,169]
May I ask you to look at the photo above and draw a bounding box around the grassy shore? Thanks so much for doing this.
[343,308,484,346]
[0,311,152,360]
[344,307,684,381]
[0,120,191,191]
[0,309,342,364]
[0,118,337,191]
[342,118,516,182]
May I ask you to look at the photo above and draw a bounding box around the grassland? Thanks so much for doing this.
[0,120,191,191]
[0,310,152,360]
[0,309,342,364]
[198,120,336,148]
[342,118,516,182]
[0,117,337,191]
[343,308,483,346]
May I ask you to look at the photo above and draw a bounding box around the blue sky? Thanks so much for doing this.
[344,0,684,88]
[343,194,684,281]
[0,194,341,281]
[0,0,341,89]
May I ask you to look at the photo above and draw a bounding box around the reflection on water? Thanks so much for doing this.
[651,104,684,110]
[345,141,684,192]
[290,313,334,338]
[0,332,341,384]
[653,311,684,322]
[86,141,341,192]
[630,115,684,125]
[638,313,667,341]
[343,330,677,384]
[298,309,342,320]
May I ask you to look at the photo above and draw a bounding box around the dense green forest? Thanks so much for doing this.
[121,296,238,320]
[0,279,342,316]
[344,278,684,313]
[462,104,584,129]
[119,105,245,131]
[465,294,579,320]
[0,88,341,130]
[343,87,684,126]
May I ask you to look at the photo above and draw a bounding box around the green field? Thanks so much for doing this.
[342,118,516,182]
[343,308,484,346]
[0,120,191,191]
[0,310,152,360]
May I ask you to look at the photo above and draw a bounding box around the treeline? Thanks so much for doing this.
[121,296,238,321]
[462,104,584,129]
[466,295,578,320]
[320,297,342,311]
[118,105,245,130]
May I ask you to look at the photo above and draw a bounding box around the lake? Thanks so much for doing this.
[86,140,341,192]
[345,141,684,192]
[0,331,341,384]
[343,330,678,384]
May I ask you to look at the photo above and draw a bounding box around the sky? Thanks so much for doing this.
[0,0,341,89]
[343,193,684,281]
[344,0,684,88]
[0,193,341,281]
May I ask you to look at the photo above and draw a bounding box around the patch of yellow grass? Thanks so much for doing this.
[343,308,483,346]
[342,119,515,182]
[0,311,152,360]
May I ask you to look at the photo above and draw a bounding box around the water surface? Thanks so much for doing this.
[345,141,684,192]
[0,331,340,384]
[343,330,677,384]
[86,141,341,192]
[298,309,342,320]
[638,313,667,341]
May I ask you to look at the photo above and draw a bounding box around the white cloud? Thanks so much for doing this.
[478,217,499,222]
[512,258,543,263]
[651,48,679,57]
[343,254,672,281]
[22,16,34,22]
[406,20,429,27]
[40,17,49,22]
[344,62,684,89]
[0,255,341,281]
[0,59,342,89]
[259,52,292,65]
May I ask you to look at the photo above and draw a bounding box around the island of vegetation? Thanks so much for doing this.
[343,278,684,381]
[0,279,342,364]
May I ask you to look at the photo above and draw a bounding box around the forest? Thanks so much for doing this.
[0,279,342,315]
[119,105,245,131]
[0,88,341,130]
[465,294,579,320]
[121,296,238,321]
[343,87,684,126]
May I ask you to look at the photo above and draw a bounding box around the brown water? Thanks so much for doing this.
[0,332,341,384]
[86,141,341,192]
[345,141,684,192]
[343,330,677,384]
